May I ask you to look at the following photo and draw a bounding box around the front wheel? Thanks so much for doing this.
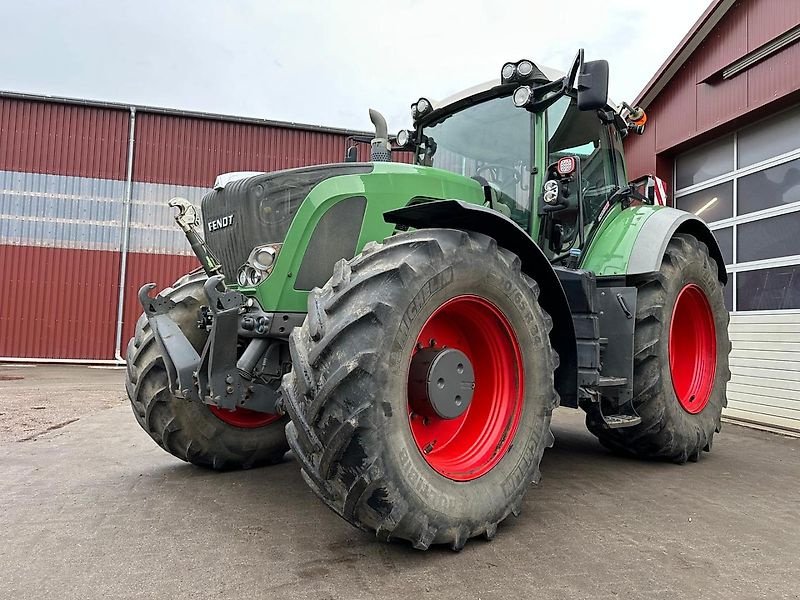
[282,229,559,550]
[125,271,289,470]
[586,233,731,463]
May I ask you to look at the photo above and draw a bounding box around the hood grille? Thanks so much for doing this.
[201,164,372,282]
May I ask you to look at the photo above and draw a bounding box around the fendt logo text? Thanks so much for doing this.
[207,214,235,232]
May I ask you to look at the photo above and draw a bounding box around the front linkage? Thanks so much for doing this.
[137,276,294,416]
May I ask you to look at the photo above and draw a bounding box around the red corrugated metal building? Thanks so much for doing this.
[0,93,377,361]
[624,0,800,432]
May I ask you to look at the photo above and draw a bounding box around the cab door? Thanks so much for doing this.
[542,96,627,256]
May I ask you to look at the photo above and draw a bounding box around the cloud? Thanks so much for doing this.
[0,0,709,132]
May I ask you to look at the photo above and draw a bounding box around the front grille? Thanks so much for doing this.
[201,164,372,282]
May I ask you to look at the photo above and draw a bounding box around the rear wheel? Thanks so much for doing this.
[282,229,558,550]
[586,233,731,463]
[125,270,288,470]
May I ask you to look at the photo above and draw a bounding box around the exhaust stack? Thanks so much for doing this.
[369,109,391,162]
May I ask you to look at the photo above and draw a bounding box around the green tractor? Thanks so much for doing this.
[127,51,730,550]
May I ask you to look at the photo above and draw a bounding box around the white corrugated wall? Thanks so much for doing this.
[725,311,800,432]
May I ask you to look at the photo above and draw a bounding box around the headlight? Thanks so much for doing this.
[237,265,262,287]
[237,244,282,287]
[396,129,411,147]
[513,86,532,108]
[247,244,281,272]
[252,246,277,271]
[245,267,263,287]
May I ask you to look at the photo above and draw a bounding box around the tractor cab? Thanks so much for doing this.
[395,51,647,267]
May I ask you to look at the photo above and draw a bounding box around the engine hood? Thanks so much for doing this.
[201,163,373,282]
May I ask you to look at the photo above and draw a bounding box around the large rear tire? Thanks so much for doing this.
[586,233,731,463]
[125,270,289,470]
[282,229,559,550]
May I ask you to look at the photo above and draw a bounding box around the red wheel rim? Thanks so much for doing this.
[209,405,282,429]
[668,284,717,414]
[407,295,524,481]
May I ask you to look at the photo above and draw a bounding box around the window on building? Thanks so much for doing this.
[673,105,800,312]
[675,135,734,190]
[674,181,733,223]
[737,157,800,215]
[737,211,800,263]
[737,265,800,311]
[737,105,800,168]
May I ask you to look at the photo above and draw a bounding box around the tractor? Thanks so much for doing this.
[127,50,730,550]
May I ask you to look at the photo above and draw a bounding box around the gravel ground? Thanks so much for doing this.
[1,365,798,599]
[0,363,126,442]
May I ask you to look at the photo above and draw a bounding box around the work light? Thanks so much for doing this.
[396,129,411,147]
[517,60,534,77]
[512,86,532,108]
[501,62,516,82]
[412,98,432,122]
[543,180,560,204]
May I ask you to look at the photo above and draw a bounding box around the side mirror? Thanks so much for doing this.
[576,60,609,111]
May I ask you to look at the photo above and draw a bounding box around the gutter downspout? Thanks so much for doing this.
[113,106,137,363]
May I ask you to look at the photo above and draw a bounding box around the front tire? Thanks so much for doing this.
[586,233,731,463]
[282,229,559,550]
[125,270,289,470]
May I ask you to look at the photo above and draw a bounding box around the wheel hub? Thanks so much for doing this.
[409,347,475,420]
[406,294,524,482]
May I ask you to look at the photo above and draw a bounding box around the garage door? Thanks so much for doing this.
[673,105,800,433]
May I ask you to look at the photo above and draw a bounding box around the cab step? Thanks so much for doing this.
[601,413,642,428]
[598,376,628,387]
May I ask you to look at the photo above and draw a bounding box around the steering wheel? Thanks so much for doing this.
[476,164,519,188]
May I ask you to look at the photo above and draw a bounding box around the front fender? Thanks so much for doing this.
[385,200,579,406]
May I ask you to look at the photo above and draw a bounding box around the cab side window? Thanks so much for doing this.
[546,96,623,224]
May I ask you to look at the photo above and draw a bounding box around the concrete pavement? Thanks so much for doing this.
[1,367,798,599]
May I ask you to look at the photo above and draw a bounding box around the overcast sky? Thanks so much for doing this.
[0,0,709,132]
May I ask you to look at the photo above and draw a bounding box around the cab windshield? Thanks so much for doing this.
[418,95,534,229]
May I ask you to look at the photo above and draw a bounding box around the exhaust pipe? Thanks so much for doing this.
[369,108,391,162]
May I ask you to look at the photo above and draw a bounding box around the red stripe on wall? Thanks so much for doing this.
[0,245,199,360]
[0,99,129,179]
[133,112,414,188]
[133,113,352,187]
[0,245,119,359]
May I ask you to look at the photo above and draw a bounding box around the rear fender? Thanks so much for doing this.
[385,200,578,405]
[628,208,727,283]
[582,205,727,284]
